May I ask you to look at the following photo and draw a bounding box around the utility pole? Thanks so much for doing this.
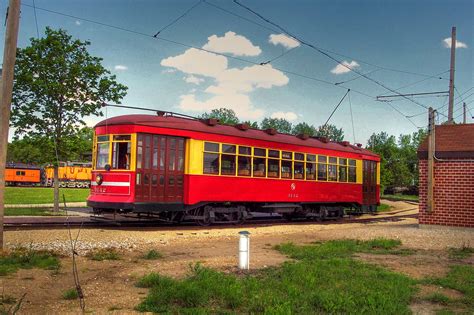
[0,0,21,250]
[447,26,456,124]
[427,107,435,213]
[463,102,467,124]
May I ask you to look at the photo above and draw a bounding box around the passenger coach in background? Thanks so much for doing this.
[88,113,380,225]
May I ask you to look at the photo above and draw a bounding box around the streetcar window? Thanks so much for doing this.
[328,156,338,182]
[96,142,110,169]
[97,135,108,142]
[294,161,304,179]
[112,142,131,170]
[318,156,327,181]
[221,154,236,175]
[238,156,251,176]
[295,153,304,161]
[306,161,316,180]
[307,154,316,162]
[222,144,236,154]
[254,148,266,157]
[113,135,131,141]
[204,142,219,152]
[338,158,348,182]
[268,158,280,178]
[203,153,219,175]
[282,151,292,160]
[349,165,357,183]
[253,157,266,177]
[268,150,280,158]
[239,146,251,155]
[281,160,292,178]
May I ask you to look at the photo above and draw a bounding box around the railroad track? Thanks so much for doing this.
[4,209,418,231]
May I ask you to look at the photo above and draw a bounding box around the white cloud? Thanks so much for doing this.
[443,37,468,49]
[162,69,176,74]
[114,65,128,71]
[184,75,204,85]
[161,48,228,77]
[161,32,290,120]
[269,34,300,49]
[271,111,298,121]
[330,60,360,74]
[75,20,81,26]
[203,31,262,56]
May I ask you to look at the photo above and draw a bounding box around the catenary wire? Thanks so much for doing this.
[153,0,203,37]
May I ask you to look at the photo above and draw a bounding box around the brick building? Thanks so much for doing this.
[418,124,474,228]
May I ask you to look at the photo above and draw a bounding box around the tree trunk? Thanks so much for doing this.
[53,165,59,213]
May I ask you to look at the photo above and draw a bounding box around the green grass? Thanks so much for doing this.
[377,203,392,212]
[87,248,121,261]
[141,250,163,260]
[5,207,67,216]
[448,246,474,259]
[382,194,419,202]
[136,239,416,314]
[0,248,60,276]
[421,265,474,311]
[62,288,79,300]
[4,187,89,205]
[424,292,451,305]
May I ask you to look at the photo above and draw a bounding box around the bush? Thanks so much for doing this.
[62,288,79,300]
[87,248,120,261]
[0,248,60,276]
[142,250,163,260]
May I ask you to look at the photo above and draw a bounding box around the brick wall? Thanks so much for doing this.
[419,159,474,228]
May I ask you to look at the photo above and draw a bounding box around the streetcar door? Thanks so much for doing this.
[135,134,185,203]
[362,160,377,205]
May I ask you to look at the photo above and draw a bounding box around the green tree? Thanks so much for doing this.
[199,108,239,125]
[261,117,293,133]
[11,28,127,211]
[242,120,259,129]
[315,124,344,142]
[7,136,54,164]
[292,122,316,136]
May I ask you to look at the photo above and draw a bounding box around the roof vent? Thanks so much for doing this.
[201,118,219,126]
[297,133,309,140]
[235,123,249,131]
[265,128,277,135]
[339,141,350,146]
[356,143,362,148]
[156,110,166,117]
[315,136,329,143]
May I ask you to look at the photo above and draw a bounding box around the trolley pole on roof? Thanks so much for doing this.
[463,102,467,124]
[447,26,456,124]
[427,107,435,213]
[0,0,21,249]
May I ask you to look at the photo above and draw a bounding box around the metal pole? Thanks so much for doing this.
[427,107,435,213]
[238,231,250,270]
[0,0,21,249]
[447,26,456,124]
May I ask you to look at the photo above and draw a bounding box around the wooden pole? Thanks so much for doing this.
[427,107,435,213]
[447,26,456,124]
[0,0,21,250]
[463,102,467,124]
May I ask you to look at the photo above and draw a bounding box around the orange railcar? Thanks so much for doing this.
[5,165,41,186]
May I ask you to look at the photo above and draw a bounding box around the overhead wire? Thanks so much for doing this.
[322,89,350,128]
[348,91,356,143]
[232,0,448,118]
[153,0,203,37]
[32,0,40,38]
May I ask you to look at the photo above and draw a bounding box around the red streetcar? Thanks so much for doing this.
[87,113,380,224]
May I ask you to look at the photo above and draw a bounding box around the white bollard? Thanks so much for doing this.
[238,231,250,270]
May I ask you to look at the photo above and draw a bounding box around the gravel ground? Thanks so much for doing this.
[5,200,473,255]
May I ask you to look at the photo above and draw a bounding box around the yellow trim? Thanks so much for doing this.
[186,139,204,175]
[356,159,363,184]
[376,162,381,185]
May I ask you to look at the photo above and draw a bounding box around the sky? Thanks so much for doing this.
[2,0,473,144]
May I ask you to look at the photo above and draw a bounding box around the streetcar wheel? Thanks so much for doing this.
[196,207,211,226]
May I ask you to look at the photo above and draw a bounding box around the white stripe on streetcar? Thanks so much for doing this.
[91,181,130,187]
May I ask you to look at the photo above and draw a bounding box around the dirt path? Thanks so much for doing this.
[2,201,473,313]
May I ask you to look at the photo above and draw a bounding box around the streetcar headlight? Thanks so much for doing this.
[95,174,103,185]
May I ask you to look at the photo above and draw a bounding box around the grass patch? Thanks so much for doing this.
[424,292,451,305]
[62,288,79,300]
[87,248,120,261]
[136,239,416,314]
[5,207,67,216]
[0,248,60,276]
[382,194,419,202]
[5,187,89,205]
[421,265,474,311]
[141,250,163,260]
[448,245,474,259]
[377,203,392,212]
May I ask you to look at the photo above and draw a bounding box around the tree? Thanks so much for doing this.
[242,120,259,129]
[199,108,239,125]
[11,28,127,211]
[261,117,292,133]
[314,124,344,142]
[292,122,316,136]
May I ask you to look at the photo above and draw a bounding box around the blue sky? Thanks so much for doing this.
[2,0,473,144]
